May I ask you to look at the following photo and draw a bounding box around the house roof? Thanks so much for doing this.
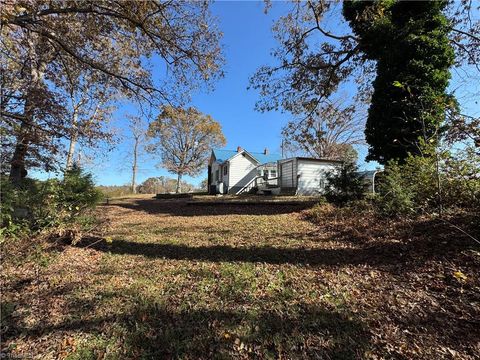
[358,169,383,179]
[212,149,282,164]
[212,149,239,163]
[280,156,343,164]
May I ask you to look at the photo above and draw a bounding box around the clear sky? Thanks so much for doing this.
[83,1,293,186]
[86,1,375,187]
[45,1,478,187]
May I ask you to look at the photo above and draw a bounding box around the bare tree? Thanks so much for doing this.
[282,100,364,162]
[126,116,147,194]
[63,68,116,171]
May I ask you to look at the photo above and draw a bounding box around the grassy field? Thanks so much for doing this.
[2,197,479,359]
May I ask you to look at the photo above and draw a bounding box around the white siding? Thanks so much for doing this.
[228,153,258,190]
[296,160,338,195]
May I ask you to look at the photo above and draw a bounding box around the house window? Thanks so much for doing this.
[215,170,219,182]
[223,166,228,176]
[257,169,262,177]
[270,169,277,178]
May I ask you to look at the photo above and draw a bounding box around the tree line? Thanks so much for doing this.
[97,176,200,198]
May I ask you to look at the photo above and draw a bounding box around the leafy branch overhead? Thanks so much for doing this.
[251,0,480,164]
[250,1,370,115]
[2,1,224,102]
[1,1,224,181]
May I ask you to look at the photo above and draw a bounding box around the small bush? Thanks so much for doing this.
[324,162,367,206]
[61,166,103,213]
[0,166,102,241]
[374,161,416,217]
[374,144,480,217]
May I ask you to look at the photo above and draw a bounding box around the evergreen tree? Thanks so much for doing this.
[343,0,455,163]
[324,162,366,205]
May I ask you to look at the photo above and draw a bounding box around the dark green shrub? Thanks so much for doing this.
[0,166,102,241]
[374,161,416,217]
[61,166,103,212]
[324,162,367,205]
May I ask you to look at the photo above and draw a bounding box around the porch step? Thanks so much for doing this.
[258,186,281,196]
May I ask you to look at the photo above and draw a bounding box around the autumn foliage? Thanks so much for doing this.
[147,106,226,193]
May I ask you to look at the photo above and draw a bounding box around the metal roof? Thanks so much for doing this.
[212,149,282,164]
[358,169,383,179]
[279,156,343,163]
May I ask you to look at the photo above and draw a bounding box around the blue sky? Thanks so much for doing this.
[89,1,303,186]
[89,1,377,187]
[40,1,478,187]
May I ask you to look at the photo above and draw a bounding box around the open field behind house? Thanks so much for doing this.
[2,196,479,359]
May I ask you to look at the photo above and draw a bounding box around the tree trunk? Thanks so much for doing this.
[435,146,443,217]
[176,173,182,193]
[9,93,35,184]
[65,111,79,171]
[10,34,46,184]
[131,138,138,194]
[9,120,30,184]
[207,165,212,194]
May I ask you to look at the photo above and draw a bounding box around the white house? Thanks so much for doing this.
[208,147,282,194]
[208,148,382,196]
[208,147,346,195]
[278,157,342,195]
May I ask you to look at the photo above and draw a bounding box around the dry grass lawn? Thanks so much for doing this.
[1,196,479,359]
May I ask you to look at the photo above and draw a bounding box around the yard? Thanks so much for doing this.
[2,196,479,359]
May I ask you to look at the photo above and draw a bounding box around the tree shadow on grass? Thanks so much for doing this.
[106,198,316,216]
[78,213,480,272]
[120,304,370,359]
[14,297,371,359]
[82,238,378,266]
[2,263,371,359]
[398,306,480,358]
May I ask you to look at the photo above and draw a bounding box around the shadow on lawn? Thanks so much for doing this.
[80,214,479,271]
[78,238,411,270]
[107,198,316,216]
[84,238,383,266]
[119,304,370,359]
[11,296,370,359]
